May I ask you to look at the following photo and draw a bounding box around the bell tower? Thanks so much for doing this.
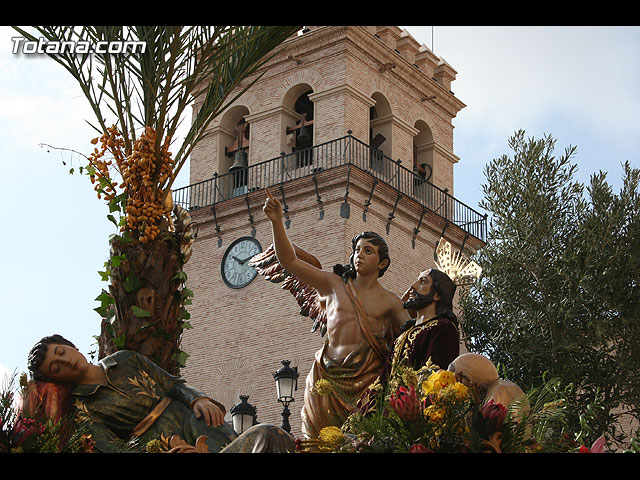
[176,26,486,438]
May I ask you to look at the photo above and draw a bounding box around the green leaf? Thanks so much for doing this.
[95,290,115,305]
[94,291,115,318]
[152,328,169,339]
[110,254,127,268]
[113,333,126,348]
[108,193,126,213]
[175,351,190,368]
[172,271,187,282]
[123,273,143,293]
[107,214,118,227]
[131,305,151,317]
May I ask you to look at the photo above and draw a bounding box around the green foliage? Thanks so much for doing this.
[460,130,640,449]
[1,374,91,453]
[302,365,595,453]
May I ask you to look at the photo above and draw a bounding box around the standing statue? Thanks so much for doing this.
[383,268,461,382]
[354,237,482,414]
[27,334,294,453]
[253,188,408,438]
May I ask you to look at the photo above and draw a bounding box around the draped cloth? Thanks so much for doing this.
[301,279,391,438]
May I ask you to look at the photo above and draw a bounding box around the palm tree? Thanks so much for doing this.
[13,26,301,374]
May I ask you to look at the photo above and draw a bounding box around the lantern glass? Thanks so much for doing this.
[273,360,298,403]
[276,376,296,402]
[232,413,255,435]
[229,395,256,435]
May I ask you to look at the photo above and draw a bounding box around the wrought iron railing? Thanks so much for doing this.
[172,133,487,242]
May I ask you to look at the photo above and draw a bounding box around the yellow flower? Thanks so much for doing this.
[451,381,469,399]
[424,404,446,423]
[422,369,456,396]
[145,439,166,453]
[318,426,345,450]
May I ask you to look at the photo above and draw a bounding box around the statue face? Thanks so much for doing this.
[353,238,387,276]
[403,270,440,311]
[38,343,89,384]
[414,270,434,296]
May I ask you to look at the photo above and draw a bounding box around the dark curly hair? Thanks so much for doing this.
[27,334,76,382]
[333,231,390,281]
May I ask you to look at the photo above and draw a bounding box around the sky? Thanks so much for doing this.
[1,26,639,387]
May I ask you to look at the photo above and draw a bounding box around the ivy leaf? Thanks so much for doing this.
[113,333,126,348]
[108,193,126,213]
[110,254,127,269]
[172,271,187,282]
[175,351,190,368]
[124,273,143,293]
[131,305,151,317]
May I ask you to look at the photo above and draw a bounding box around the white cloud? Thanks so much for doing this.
[404,26,640,144]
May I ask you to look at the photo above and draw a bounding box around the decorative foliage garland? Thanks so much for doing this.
[296,364,614,454]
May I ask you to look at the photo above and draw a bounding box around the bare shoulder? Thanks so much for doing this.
[378,284,403,307]
[378,284,409,324]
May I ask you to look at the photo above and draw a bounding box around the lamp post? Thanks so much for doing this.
[230,394,257,435]
[273,360,299,433]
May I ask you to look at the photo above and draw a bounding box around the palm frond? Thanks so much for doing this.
[12,25,301,188]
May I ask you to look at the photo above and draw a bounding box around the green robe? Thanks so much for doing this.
[71,350,238,453]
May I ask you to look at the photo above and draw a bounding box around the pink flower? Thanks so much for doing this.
[481,399,507,426]
[12,417,45,447]
[579,435,606,453]
[389,385,420,421]
[408,443,433,453]
[472,399,508,437]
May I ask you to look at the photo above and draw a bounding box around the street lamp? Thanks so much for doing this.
[273,360,299,433]
[230,394,257,435]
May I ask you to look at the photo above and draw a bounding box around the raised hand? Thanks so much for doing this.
[263,187,283,223]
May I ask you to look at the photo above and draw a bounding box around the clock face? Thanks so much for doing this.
[221,237,262,289]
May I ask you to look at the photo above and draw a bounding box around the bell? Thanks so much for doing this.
[229,149,248,172]
[297,124,311,143]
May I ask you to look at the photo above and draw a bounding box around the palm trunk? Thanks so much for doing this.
[99,208,195,376]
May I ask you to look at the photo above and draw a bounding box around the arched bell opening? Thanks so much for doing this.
[369,92,393,176]
[412,120,435,207]
[285,89,314,169]
[220,105,251,196]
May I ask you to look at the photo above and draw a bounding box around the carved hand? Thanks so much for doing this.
[263,187,283,223]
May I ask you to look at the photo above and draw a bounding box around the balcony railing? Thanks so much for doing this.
[173,133,487,242]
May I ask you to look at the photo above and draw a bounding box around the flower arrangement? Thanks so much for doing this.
[297,363,609,454]
[1,373,94,453]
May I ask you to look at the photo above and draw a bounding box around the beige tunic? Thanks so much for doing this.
[301,338,388,438]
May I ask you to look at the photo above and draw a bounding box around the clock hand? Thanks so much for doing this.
[233,255,252,265]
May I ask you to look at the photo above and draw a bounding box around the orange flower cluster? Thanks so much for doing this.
[89,125,175,245]
[88,125,124,203]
